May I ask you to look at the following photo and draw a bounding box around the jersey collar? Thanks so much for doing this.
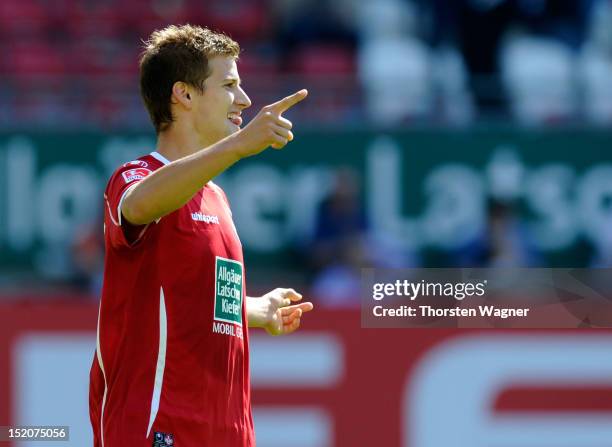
[150,151,171,165]
[149,151,213,186]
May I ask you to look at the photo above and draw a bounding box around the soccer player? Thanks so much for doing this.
[89,24,313,447]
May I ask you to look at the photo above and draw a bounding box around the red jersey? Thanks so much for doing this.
[89,152,254,447]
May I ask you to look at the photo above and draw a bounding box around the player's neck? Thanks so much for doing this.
[155,123,214,162]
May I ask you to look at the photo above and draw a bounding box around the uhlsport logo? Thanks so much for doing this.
[122,167,151,183]
[191,212,220,224]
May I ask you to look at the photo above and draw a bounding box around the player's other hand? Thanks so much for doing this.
[235,89,308,158]
[257,288,313,336]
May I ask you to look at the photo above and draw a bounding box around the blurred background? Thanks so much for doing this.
[1,0,612,446]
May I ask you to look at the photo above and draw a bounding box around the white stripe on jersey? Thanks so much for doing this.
[150,151,170,165]
[96,299,108,447]
[146,287,168,438]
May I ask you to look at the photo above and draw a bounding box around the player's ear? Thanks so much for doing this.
[171,82,192,108]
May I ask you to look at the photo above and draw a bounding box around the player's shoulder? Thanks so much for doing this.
[107,152,167,189]
[207,180,222,192]
[207,181,233,215]
[117,152,167,176]
[207,180,229,199]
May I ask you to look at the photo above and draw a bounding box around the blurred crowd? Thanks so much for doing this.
[1,0,612,128]
[68,162,605,306]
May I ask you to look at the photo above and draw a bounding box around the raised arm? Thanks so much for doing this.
[122,89,308,225]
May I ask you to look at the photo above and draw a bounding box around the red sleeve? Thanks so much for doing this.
[104,165,155,249]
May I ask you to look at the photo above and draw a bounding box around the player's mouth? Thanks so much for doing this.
[227,112,242,126]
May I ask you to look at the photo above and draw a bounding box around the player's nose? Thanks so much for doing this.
[235,86,252,110]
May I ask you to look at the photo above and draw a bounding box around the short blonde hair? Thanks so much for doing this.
[139,24,240,133]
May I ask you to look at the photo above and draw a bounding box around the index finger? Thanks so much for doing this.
[268,89,308,113]
[283,302,314,313]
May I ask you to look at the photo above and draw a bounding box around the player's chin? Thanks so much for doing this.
[226,121,241,133]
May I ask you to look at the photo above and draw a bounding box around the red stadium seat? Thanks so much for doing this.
[67,40,124,76]
[237,51,280,76]
[190,0,268,40]
[123,0,192,40]
[0,0,48,38]
[61,0,125,38]
[291,45,355,75]
[5,42,66,76]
